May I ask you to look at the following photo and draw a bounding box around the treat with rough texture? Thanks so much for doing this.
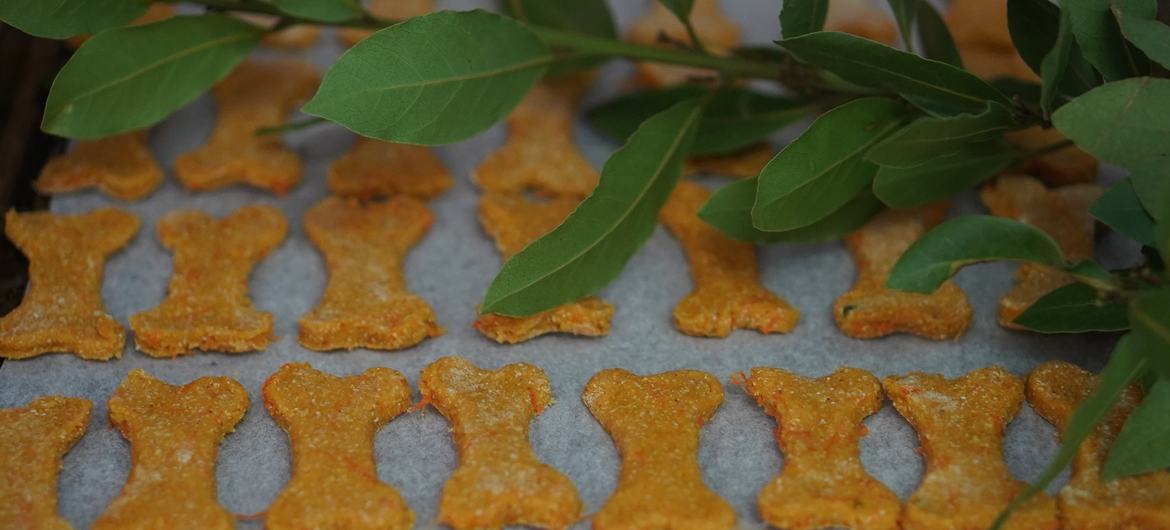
[328,137,453,200]
[684,143,774,179]
[825,0,898,44]
[583,369,735,530]
[0,396,92,530]
[885,367,1058,530]
[264,363,415,530]
[1028,362,1170,530]
[130,205,287,357]
[739,367,898,530]
[420,356,581,530]
[1007,127,1099,186]
[338,0,432,47]
[627,0,740,87]
[981,175,1102,328]
[661,182,799,337]
[473,74,598,197]
[475,193,613,343]
[0,208,139,360]
[93,370,247,530]
[298,196,442,351]
[835,205,972,340]
[175,59,319,194]
[35,132,163,201]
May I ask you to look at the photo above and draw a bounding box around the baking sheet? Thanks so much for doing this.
[0,1,1131,528]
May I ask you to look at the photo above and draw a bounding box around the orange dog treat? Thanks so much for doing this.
[959,44,1039,82]
[93,370,247,530]
[661,182,799,337]
[628,0,741,87]
[0,396,92,530]
[1028,362,1170,529]
[740,367,898,530]
[583,369,736,530]
[130,205,287,357]
[946,0,1012,50]
[685,143,774,179]
[420,356,581,530]
[298,196,442,351]
[885,367,1058,530]
[475,193,613,343]
[825,0,898,45]
[835,205,972,340]
[175,59,319,194]
[264,363,414,530]
[338,0,432,47]
[473,75,598,197]
[0,208,138,360]
[981,175,1101,328]
[1007,128,1099,186]
[35,132,163,201]
[328,137,453,200]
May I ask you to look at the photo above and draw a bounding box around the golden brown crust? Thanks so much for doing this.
[35,132,163,201]
[175,59,319,194]
[420,357,581,530]
[981,175,1102,327]
[885,367,1058,530]
[660,182,799,337]
[627,0,741,87]
[583,369,736,530]
[298,196,442,351]
[328,137,453,200]
[474,193,613,343]
[1007,127,1100,186]
[130,205,287,357]
[1028,362,1170,530]
[0,208,139,360]
[93,370,247,530]
[742,367,898,530]
[264,363,415,530]
[337,0,432,47]
[0,396,92,530]
[684,143,775,179]
[835,205,972,340]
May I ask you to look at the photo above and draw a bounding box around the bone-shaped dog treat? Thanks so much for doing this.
[1028,362,1170,529]
[885,367,1058,530]
[328,137,453,200]
[264,362,414,530]
[420,356,581,530]
[661,182,800,337]
[93,370,247,530]
[981,175,1102,328]
[298,196,442,351]
[338,0,431,47]
[740,367,898,530]
[0,396,92,530]
[583,369,736,530]
[834,204,972,340]
[175,59,318,194]
[474,193,613,343]
[0,208,139,360]
[35,132,163,201]
[628,0,741,87]
[473,74,598,197]
[130,205,287,357]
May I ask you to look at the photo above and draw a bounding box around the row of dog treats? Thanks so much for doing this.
[3,358,1167,530]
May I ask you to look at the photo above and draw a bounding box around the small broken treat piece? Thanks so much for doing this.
[35,131,163,201]
[175,59,319,194]
[661,182,799,337]
[328,137,453,200]
[627,0,741,87]
[1007,127,1099,186]
[885,367,1058,530]
[264,363,415,530]
[824,0,898,45]
[475,193,613,343]
[420,356,581,530]
[130,205,287,357]
[298,196,442,351]
[583,369,736,530]
[740,367,898,530]
[834,205,972,340]
[685,143,775,179]
[981,175,1102,328]
[473,74,598,197]
[0,396,92,530]
[338,0,432,47]
[93,370,247,530]
[0,208,139,360]
[946,0,1012,50]
[67,3,173,48]
[1028,362,1170,530]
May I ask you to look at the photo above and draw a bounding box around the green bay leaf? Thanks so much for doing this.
[916,0,962,67]
[0,0,146,39]
[1090,178,1157,245]
[886,0,919,52]
[1052,77,1170,166]
[1008,0,1060,74]
[1012,282,1130,333]
[780,0,828,38]
[1111,0,1170,70]
[1040,6,1078,116]
[1102,377,1170,479]
[1128,158,1170,220]
[501,0,616,74]
[1065,0,1147,81]
[866,102,1018,167]
[272,0,361,23]
[700,178,881,243]
[873,141,1018,208]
